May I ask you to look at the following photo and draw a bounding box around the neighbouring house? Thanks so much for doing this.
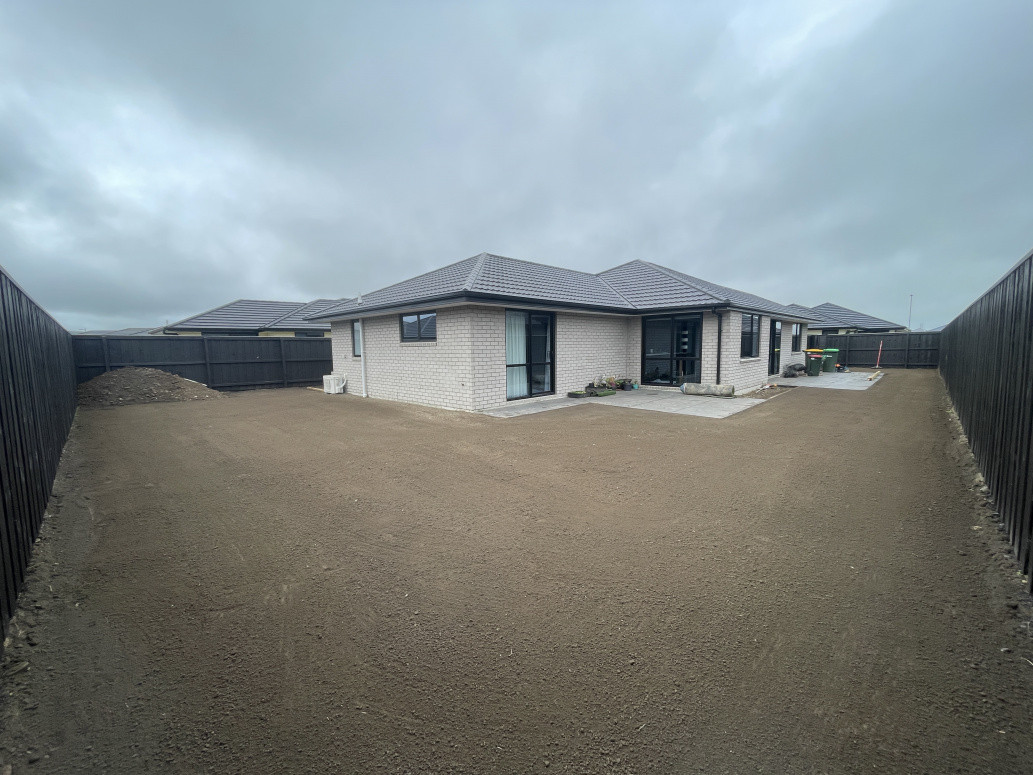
[786,302,905,335]
[159,299,339,337]
[307,253,814,412]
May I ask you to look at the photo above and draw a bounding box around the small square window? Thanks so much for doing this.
[400,311,436,342]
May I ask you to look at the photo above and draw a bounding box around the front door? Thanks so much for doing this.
[768,320,781,375]
[642,314,702,385]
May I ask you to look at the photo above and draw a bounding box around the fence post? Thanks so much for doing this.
[102,337,111,374]
[844,335,851,367]
[280,338,288,387]
[202,337,214,387]
[904,332,911,369]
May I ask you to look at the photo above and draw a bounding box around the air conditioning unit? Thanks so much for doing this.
[322,374,346,394]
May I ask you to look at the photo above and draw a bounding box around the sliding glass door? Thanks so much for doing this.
[641,314,702,385]
[506,310,554,399]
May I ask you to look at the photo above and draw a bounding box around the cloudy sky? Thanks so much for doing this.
[2,1,1030,332]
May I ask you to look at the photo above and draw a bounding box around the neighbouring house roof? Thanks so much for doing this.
[264,299,339,330]
[788,302,904,331]
[78,327,157,336]
[309,253,812,322]
[165,299,331,332]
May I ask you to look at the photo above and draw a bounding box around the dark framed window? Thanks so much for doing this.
[352,320,362,356]
[641,314,702,385]
[400,311,436,342]
[506,310,554,400]
[740,313,760,358]
[791,323,802,352]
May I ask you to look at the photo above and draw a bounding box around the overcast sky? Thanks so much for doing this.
[2,1,1031,332]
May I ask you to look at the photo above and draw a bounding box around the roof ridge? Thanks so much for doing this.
[638,260,726,304]
[265,299,319,327]
[462,252,489,291]
[593,261,643,308]
[481,252,606,280]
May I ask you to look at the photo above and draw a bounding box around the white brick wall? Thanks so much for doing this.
[554,312,637,394]
[330,305,811,409]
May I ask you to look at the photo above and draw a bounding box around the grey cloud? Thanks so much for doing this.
[1,0,1031,331]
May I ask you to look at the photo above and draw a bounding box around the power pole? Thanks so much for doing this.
[907,294,913,331]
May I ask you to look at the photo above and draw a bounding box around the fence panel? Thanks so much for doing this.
[73,334,332,390]
[806,331,939,368]
[0,265,77,629]
[939,249,1033,590]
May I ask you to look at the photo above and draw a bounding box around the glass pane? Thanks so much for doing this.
[643,357,673,384]
[401,314,418,339]
[419,313,436,339]
[506,311,527,366]
[675,358,699,383]
[352,321,362,356]
[529,313,551,363]
[530,364,551,395]
[506,365,528,399]
[643,318,672,357]
[674,317,698,355]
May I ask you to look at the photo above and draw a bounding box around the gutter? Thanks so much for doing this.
[712,307,723,385]
[359,318,368,398]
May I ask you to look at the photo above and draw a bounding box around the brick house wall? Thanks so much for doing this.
[331,305,809,410]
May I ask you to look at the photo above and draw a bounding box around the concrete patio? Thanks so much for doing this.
[774,370,883,391]
[481,387,765,419]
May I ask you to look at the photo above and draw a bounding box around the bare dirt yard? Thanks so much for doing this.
[3,370,1033,773]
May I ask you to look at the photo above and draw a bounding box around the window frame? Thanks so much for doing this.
[399,310,437,342]
[352,320,362,356]
[791,323,802,352]
[740,313,761,358]
[505,309,555,401]
[640,313,703,386]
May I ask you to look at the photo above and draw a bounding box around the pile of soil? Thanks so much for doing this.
[77,367,222,408]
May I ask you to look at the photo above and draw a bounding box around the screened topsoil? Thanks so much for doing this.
[3,370,1033,774]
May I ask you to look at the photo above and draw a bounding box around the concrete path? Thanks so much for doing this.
[774,370,883,391]
[481,387,764,419]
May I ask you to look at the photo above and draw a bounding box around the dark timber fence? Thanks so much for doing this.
[73,334,332,390]
[806,331,940,368]
[940,249,1033,591]
[0,265,77,630]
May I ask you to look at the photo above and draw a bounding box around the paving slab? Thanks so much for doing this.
[774,370,883,391]
[481,388,764,418]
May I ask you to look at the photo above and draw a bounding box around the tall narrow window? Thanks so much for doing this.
[506,310,554,399]
[740,314,760,358]
[352,320,362,357]
[791,323,801,352]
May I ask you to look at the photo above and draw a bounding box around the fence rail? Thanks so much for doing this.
[806,331,940,368]
[940,249,1033,591]
[73,335,332,390]
[0,265,78,629]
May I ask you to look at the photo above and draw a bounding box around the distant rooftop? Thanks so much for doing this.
[789,302,904,331]
[166,299,331,332]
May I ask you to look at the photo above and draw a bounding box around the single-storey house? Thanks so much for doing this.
[160,299,338,337]
[308,253,814,412]
[786,302,904,336]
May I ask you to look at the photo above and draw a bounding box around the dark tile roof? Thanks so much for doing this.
[811,302,903,330]
[790,302,904,330]
[167,300,312,331]
[786,303,834,325]
[310,254,811,321]
[265,299,336,330]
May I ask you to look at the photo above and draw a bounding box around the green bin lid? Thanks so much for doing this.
[823,348,839,353]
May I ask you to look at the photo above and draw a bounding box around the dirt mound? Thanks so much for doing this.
[77,367,222,408]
